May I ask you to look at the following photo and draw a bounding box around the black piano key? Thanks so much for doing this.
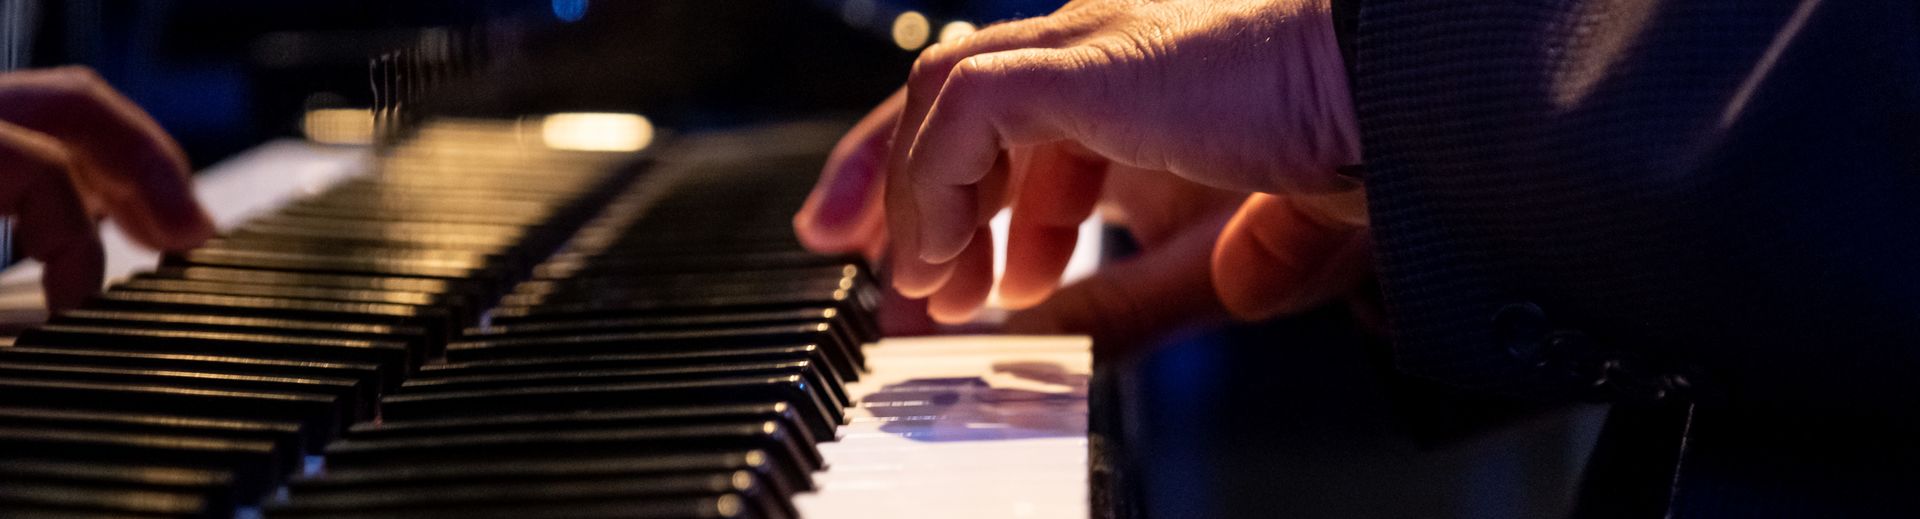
[0,459,240,510]
[114,277,444,308]
[445,324,860,384]
[288,450,801,502]
[0,481,215,518]
[0,426,282,498]
[223,231,521,262]
[147,266,479,299]
[268,493,758,519]
[412,345,844,393]
[0,378,342,444]
[79,291,453,352]
[487,310,868,370]
[166,247,506,284]
[235,215,530,248]
[505,264,869,300]
[377,375,838,441]
[0,361,370,423]
[0,413,299,497]
[271,472,788,519]
[0,406,305,461]
[197,237,520,273]
[322,420,819,486]
[486,290,878,353]
[0,346,390,394]
[275,202,556,228]
[499,282,875,326]
[472,310,869,375]
[495,278,858,315]
[463,307,837,339]
[346,402,812,445]
[398,360,847,419]
[533,250,858,279]
[300,189,574,214]
[320,179,601,201]
[50,309,431,361]
[108,278,474,336]
[181,241,512,277]
[16,324,415,382]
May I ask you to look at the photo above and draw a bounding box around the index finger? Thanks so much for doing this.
[0,67,212,251]
[886,15,1098,297]
[904,48,1096,263]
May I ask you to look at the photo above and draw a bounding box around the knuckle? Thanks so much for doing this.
[0,128,74,175]
[941,55,999,103]
[52,65,105,86]
[909,43,956,84]
[949,55,995,84]
[49,66,110,98]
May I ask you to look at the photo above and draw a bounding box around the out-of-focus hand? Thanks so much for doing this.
[1000,164,1243,350]
[798,0,1371,337]
[0,67,214,310]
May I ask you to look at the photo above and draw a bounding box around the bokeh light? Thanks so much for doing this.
[551,0,588,22]
[939,21,978,44]
[892,11,931,50]
[539,112,654,152]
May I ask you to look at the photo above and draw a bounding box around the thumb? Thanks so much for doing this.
[1210,191,1371,321]
[1004,210,1234,357]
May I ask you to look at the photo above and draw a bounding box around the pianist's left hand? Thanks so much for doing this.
[0,67,215,311]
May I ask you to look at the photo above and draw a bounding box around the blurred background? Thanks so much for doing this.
[7,0,1062,167]
[1,1,1604,517]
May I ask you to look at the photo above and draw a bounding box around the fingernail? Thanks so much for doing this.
[890,252,952,299]
[916,228,968,264]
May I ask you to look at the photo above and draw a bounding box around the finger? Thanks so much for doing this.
[0,121,105,311]
[924,152,1010,321]
[1097,163,1248,250]
[0,67,212,251]
[905,47,1098,262]
[794,89,904,253]
[1210,191,1370,320]
[1004,209,1235,357]
[887,16,1097,296]
[1000,143,1105,308]
[926,227,995,323]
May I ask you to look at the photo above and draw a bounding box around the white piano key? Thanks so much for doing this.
[795,335,1090,519]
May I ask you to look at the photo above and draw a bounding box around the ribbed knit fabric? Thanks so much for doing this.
[1346,0,1920,515]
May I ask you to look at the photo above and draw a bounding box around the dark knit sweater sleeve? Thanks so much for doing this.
[1348,0,1920,418]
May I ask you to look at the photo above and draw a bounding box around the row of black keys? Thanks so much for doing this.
[0,127,874,518]
[268,150,880,518]
[1,143,641,518]
[0,259,877,518]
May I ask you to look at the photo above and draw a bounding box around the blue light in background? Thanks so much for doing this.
[552,0,588,22]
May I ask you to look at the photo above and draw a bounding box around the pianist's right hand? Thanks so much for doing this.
[794,0,1375,347]
[0,66,215,311]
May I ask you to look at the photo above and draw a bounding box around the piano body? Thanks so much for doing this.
[0,1,1098,517]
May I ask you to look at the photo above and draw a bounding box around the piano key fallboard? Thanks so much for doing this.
[0,120,1091,519]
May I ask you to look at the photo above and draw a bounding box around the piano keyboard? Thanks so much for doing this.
[0,119,1090,518]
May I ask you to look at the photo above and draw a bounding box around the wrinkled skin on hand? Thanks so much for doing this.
[795,0,1376,348]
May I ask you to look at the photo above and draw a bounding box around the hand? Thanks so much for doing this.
[0,67,214,310]
[1000,163,1244,350]
[798,0,1371,334]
